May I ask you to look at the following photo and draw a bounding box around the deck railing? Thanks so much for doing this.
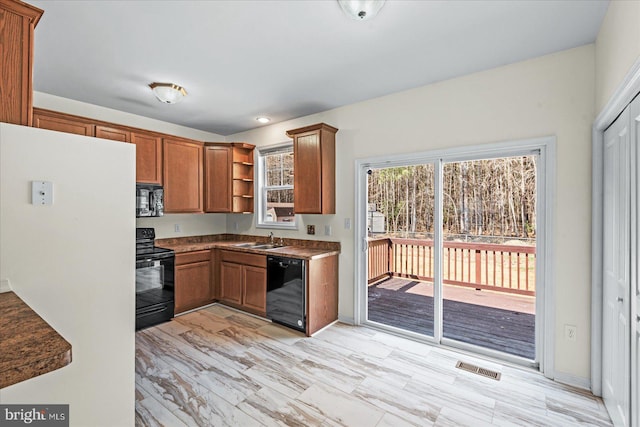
[368,237,536,296]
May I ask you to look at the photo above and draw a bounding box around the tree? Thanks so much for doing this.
[367,156,537,239]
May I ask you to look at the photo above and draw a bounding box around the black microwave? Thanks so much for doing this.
[136,183,164,217]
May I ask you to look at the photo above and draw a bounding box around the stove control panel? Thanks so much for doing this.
[136,228,156,241]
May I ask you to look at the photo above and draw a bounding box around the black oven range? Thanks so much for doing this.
[136,228,175,330]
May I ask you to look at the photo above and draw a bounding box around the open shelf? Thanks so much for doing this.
[205,142,256,213]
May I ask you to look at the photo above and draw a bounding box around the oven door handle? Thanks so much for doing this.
[136,259,161,268]
[136,305,169,317]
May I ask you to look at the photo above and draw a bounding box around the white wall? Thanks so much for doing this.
[227,45,596,381]
[595,1,640,112]
[137,213,227,238]
[0,123,136,426]
[34,91,227,239]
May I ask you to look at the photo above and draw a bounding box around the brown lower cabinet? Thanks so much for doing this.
[173,247,338,336]
[306,254,339,336]
[174,250,214,314]
[219,250,266,316]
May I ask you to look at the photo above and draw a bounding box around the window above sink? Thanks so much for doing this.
[256,142,297,230]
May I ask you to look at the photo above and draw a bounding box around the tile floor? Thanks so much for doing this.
[135,305,612,426]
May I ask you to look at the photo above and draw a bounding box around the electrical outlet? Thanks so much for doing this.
[344,218,351,229]
[174,224,181,233]
[307,225,315,235]
[233,221,239,231]
[564,324,577,342]
[325,225,332,236]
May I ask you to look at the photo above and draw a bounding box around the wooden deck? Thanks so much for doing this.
[367,278,535,359]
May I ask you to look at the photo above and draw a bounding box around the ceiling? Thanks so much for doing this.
[30,0,609,136]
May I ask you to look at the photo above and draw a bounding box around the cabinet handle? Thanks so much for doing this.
[617,297,624,303]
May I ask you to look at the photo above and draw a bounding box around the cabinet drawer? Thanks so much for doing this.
[220,250,266,268]
[176,250,211,265]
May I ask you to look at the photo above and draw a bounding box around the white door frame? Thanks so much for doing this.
[353,136,556,376]
[591,58,640,399]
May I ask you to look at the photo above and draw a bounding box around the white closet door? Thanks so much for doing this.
[603,106,631,427]
[631,95,640,427]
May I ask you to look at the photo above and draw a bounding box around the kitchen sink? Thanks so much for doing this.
[251,244,279,249]
[233,242,286,250]
[233,242,257,248]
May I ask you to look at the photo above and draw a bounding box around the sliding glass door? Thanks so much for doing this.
[366,164,436,338]
[441,157,536,360]
[359,144,543,366]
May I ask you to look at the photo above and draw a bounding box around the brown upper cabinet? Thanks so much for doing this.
[96,125,130,143]
[33,108,95,136]
[286,123,338,214]
[163,138,203,213]
[132,132,162,184]
[204,142,255,213]
[0,0,42,126]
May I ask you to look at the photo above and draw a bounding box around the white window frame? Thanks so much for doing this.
[256,142,297,230]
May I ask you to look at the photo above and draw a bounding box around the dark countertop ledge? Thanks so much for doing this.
[156,234,340,260]
[0,291,72,389]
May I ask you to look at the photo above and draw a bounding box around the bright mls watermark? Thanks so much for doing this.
[0,405,68,426]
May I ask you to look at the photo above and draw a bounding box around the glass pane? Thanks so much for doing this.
[265,151,294,187]
[283,168,294,186]
[283,153,294,185]
[442,156,536,360]
[267,169,282,187]
[265,189,294,223]
[366,164,435,338]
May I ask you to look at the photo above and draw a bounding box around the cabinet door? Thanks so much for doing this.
[204,145,232,212]
[243,265,266,314]
[294,131,323,213]
[220,262,243,305]
[132,132,162,184]
[0,1,42,126]
[163,138,203,213]
[175,260,212,314]
[96,125,130,143]
[33,110,95,136]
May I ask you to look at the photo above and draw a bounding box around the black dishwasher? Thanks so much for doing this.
[266,256,306,332]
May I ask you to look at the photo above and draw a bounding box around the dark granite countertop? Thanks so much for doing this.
[0,292,72,389]
[156,234,340,260]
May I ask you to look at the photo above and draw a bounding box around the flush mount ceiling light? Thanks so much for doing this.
[338,0,385,21]
[256,117,271,124]
[149,82,187,104]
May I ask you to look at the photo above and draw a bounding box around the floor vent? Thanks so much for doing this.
[455,361,501,381]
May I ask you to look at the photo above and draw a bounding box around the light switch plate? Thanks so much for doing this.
[31,181,53,205]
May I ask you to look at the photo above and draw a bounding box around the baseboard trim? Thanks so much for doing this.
[173,302,219,317]
[553,371,591,391]
[0,278,11,293]
[338,315,355,325]
[309,320,339,336]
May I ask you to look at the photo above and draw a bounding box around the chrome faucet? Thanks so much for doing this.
[269,232,274,244]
